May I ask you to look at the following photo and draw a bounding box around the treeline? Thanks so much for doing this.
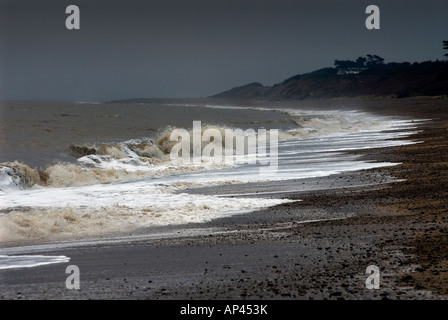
[334,54,385,74]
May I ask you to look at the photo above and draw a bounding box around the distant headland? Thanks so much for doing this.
[209,55,448,101]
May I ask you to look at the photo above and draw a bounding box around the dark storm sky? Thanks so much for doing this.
[0,0,447,101]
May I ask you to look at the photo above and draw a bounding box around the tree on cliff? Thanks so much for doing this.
[334,54,384,74]
[366,54,385,66]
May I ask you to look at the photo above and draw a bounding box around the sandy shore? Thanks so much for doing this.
[0,97,447,301]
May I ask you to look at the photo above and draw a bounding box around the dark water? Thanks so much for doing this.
[0,99,295,168]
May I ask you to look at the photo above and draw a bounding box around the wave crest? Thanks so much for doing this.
[0,162,48,191]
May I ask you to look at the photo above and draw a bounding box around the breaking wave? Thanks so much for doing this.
[0,123,278,190]
[0,162,48,191]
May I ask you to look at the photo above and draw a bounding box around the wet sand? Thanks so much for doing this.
[0,97,447,300]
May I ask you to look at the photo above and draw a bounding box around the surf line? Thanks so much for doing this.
[169,120,278,173]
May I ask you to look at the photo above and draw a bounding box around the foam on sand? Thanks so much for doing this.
[0,254,70,270]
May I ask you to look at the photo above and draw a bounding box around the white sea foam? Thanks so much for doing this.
[0,188,294,244]
[0,167,22,192]
[0,255,70,270]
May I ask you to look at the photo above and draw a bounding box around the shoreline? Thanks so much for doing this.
[0,97,447,300]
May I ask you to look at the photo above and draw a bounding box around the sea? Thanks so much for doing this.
[0,99,424,269]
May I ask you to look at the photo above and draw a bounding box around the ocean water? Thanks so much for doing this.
[0,99,424,267]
